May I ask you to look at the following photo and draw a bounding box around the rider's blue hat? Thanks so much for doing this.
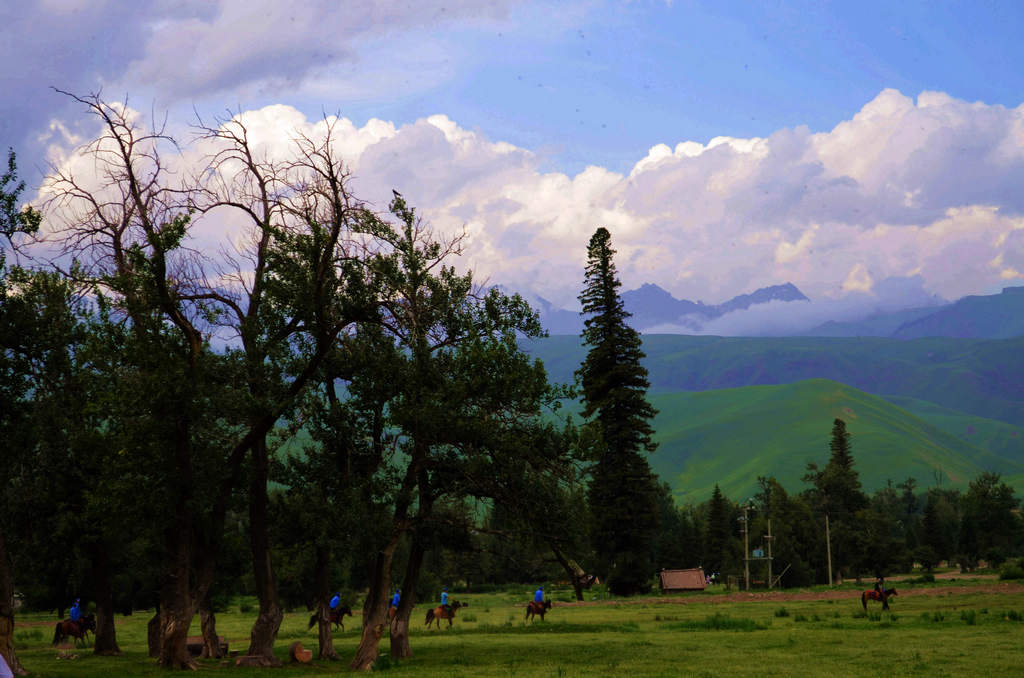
[443,586,448,590]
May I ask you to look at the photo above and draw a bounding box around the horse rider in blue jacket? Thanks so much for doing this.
[329,592,341,610]
[390,588,401,610]
[69,598,81,623]
[441,586,451,614]
[534,586,544,603]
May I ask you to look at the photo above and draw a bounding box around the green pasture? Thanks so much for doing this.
[11,579,1024,677]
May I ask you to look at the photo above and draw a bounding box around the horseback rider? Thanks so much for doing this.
[441,586,451,615]
[874,574,886,599]
[69,598,81,623]
[329,591,341,610]
[390,588,401,611]
[534,585,544,603]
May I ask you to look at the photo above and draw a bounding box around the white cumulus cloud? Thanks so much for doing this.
[38,88,1024,323]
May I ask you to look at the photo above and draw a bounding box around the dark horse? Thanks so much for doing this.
[424,600,465,629]
[861,587,898,611]
[525,599,552,622]
[307,604,353,631]
[52,614,96,646]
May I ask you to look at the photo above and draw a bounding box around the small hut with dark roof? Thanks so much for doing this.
[658,568,707,593]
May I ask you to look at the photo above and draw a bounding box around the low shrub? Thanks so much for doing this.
[960,610,977,625]
[998,560,1024,580]
[773,607,790,618]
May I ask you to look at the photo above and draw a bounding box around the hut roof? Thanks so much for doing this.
[659,568,706,592]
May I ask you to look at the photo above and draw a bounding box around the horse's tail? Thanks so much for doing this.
[52,622,62,646]
[861,591,867,610]
[308,613,317,630]
[425,609,434,626]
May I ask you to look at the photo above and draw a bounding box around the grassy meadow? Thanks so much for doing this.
[11,577,1024,677]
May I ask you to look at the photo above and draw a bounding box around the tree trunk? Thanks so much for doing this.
[157,501,196,668]
[88,541,121,655]
[313,545,338,660]
[246,436,283,664]
[157,572,195,668]
[390,528,427,660]
[0,527,26,675]
[349,547,397,671]
[198,593,223,659]
[147,611,160,658]
[550,544,585,602]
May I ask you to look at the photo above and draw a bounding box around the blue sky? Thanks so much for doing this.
[7,0,1024,330]
[333,0,1024,175]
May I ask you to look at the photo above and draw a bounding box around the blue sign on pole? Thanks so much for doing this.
[752,548,764,558]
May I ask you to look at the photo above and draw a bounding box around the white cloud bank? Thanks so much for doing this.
[41,89,1024,329]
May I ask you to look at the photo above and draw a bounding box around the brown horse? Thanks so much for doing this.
[525,599,552,622]
[307,604,353,631]
[861,587,898,611]
[424,600,465,629]
[52,614,96,646]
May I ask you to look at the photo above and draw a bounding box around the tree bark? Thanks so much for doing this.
[246,436,283,664]
[198,592,223,659]
[156,413,198,669]
[349,547,397,671]
[312,544,338,660]
[0,526,26,675]
[391,520,428,659]
[88,541,121,655]
[157,554,195,668]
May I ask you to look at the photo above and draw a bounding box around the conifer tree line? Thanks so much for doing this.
[2,96,1023,673]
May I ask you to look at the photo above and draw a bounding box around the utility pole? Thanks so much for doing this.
[825,513,833,587]
[742,504,750,591]
[766,518,773,589]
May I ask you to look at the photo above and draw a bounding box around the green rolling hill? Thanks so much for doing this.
[523,334,1024,428]
[647,379,1024,504]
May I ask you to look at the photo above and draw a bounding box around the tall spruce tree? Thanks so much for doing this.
[577,227,660,596]
[803,418,868,580]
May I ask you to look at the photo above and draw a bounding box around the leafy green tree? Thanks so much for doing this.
[960,472,1020,566]
[344,194,570,668]
[652,482,685,572]
[855,483,913,576]
[702,484,733,576]
[923,488,960,564]
[192,114,382,663]
[753,477,821,587]
[576,227,660,596]
[0,148,41,676]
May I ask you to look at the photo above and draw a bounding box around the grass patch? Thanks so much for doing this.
[471,621,639,634]
[13,628,45,646]
[661,613,768,632]
[961,609,978,625]
[773,607,790,618]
